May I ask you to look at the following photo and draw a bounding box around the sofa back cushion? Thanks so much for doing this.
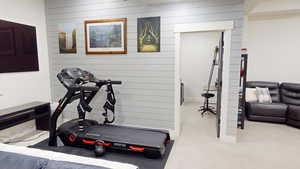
[280,83,300,106]
[246,81,281,102]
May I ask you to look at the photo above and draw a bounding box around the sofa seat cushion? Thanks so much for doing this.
[246,102,288,117]
[247,115,286,123]
[287,105,300,121]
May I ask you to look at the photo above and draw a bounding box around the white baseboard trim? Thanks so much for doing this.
[220,135,237,143]
[184,97,202,103]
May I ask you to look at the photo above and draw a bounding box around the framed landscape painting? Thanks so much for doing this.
[137,16,160,52]
[58,23,77,54]
[84,18,127,54]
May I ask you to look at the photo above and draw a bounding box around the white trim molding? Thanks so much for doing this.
[174,21,236,143]
[174,32,182,139]
[174,21,234,33]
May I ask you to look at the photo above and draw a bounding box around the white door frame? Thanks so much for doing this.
[174,21,235,142]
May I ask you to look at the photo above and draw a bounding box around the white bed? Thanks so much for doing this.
[0,143,138,169]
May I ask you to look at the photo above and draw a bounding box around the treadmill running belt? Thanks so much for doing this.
[86,125,168,148]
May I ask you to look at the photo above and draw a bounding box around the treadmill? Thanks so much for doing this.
[48,68,170,158]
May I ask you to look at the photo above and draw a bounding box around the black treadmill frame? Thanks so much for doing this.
[48,68,170,158]
[57,119,170,158]
[49,85,100,146]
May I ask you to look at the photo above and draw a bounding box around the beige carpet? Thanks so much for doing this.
[165,102,300,169]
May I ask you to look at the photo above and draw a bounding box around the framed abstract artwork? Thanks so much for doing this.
[84,18,127,54]
[58,23,77,54]
[137,16,160,52]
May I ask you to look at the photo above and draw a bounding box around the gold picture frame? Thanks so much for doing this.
[84,18,127,54]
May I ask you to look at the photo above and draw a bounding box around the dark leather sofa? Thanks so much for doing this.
[246,81,300,128]
[281,83,300,128]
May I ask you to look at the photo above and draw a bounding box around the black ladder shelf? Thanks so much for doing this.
[238,49,248,129]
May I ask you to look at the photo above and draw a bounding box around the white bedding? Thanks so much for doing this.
[0,143,138,169]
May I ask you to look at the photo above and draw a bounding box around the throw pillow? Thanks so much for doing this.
[256,87,272,103]
[245,88,258,102]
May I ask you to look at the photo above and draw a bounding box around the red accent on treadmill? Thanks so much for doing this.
[129,146,145,151]
[96,142,112,147]
[82,139,96,145]
[57,106,62,111]
[68,134,76,142]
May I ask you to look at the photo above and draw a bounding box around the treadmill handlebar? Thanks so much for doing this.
[111,80,122,85]
[61,78,121,91]
[92,79,122,86]
[57,68,122,91]
[80,86,99,92]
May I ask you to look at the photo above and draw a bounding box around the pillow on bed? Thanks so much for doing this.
[256,87,272,103]
[246,88,258,102]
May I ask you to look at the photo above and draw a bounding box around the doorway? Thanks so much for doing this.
[180,31,223,138]
[174,21,234,142]
[180,31,221,103]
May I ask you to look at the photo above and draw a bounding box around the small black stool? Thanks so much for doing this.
[199,92,216,116]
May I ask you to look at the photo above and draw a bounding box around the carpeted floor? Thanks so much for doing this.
[29,139,173,169]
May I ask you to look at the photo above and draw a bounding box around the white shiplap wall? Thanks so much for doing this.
[45,0,244,134]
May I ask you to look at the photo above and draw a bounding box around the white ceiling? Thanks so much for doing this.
[245,0,300,15]
[245,0,276,13]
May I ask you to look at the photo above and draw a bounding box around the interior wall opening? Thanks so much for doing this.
[179,30,223,138]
